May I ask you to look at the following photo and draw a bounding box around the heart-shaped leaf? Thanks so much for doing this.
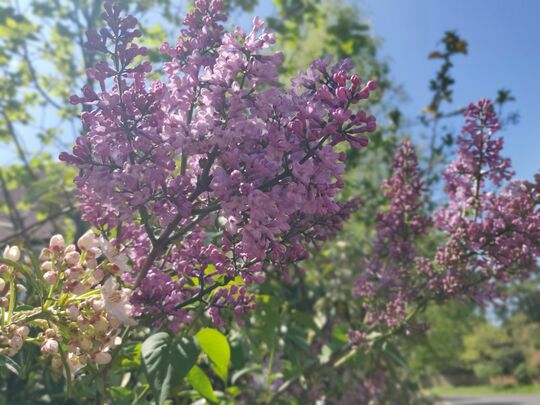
[195,328,230,382]
[142,332,200,404]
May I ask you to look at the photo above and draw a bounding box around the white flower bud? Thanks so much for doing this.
[3,245,20,262]
[77,230,99,251]
[40,261,53,272]
[39,248,51,262]
[64,251,81,266]
[95,351,112,365]
[64,244,76,254]
[16,326,29,338]
[43,271,58,285]
[0,278,5,292]
[45,328,56,338]
[49,234,65,251]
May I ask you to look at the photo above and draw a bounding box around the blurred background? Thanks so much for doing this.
[0,0,539,402]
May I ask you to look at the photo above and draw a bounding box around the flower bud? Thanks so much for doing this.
[86,247,102,259]
[366,80,377,91]
[39,248,51,262]
[335,86,348,101]
[350,74,361,86]
[77,230,98,251]
[79,336,93,352]
[45,328,56,338]
[41,339,59,354]
[44,271,58,285]
[95,351,111,365]
[64,244,76,254]
[64,251,81,266]
[0,278,5,293]
[85,258,98,269]
[94,317,109,333]
[40,261,53,272]
[16,326,29,338]
[10,334,23,350]
[2,347,16,356]
[0,264,8,274]
[66,305,80,320]
[49,235,65,251]
[3,245,20,262]
[0,297,8,308]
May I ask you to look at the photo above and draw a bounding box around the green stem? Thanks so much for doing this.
[132,385,149,405]
[265,340,276,393]
[57,339,73,398]
[7,277,15,323]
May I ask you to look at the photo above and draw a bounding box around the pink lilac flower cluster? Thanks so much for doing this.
[433,99,540,300]
[60,1,377,330]
[352,99,540,342]
[352,139,431,330]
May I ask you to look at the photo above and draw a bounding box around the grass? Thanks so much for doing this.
[427,385,540,396]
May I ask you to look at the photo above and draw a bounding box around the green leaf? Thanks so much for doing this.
[14,305,33,312]
[141,332,200,405]
[0,354,21,376]
[185,365,218,403]
[195,328,230,382]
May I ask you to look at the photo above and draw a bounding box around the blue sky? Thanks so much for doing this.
[359,0,540,180]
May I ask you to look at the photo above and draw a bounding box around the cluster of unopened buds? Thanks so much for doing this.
[0,231,136,377]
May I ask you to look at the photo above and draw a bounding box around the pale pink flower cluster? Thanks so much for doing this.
[0,232,135,377]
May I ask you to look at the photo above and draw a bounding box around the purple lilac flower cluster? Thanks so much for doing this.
[352,100,540,342]
[434,99,540,299]
[352,139,431,330]
[60,1,377,330]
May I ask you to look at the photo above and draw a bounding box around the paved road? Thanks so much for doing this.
[437,394,540,405]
